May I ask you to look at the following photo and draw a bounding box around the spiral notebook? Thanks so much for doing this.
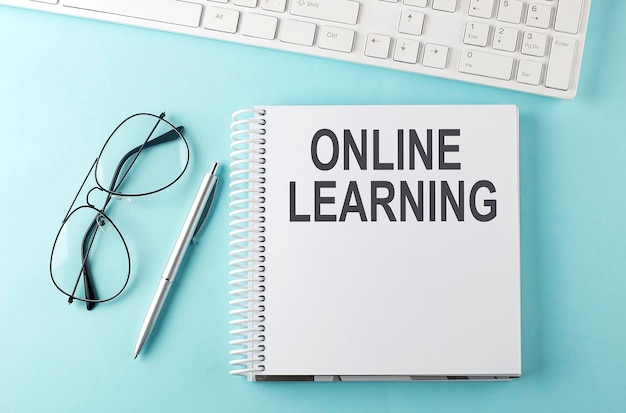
[228,105,521,382]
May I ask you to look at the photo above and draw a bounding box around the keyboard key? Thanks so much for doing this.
[545,37,576,90]
[468,0,495,19]
[492,26,518,52]
[432,0,457,13]
[280,20,316,46]
[458,49,513,80]
[517,60,543,86]
[204,7,240,33]
[404,0,428,7]
[554,0,583,34]
[262,0,287,13]
[393,38,420,64]
[241,14,278,40]
[398,10,425,36]
[290,0,360,25]
[463,21,490,47]
[63,0,202,27]
[365,34,392,59]
[526,3,552,29]
[318,26,355,53]
[497,0,524,24]
[422,44,448,69]
[234,0,258,7]
[521,31,548,57]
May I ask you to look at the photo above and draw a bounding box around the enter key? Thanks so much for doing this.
[545,37,577,91]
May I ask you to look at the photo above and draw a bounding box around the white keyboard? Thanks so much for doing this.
[1,0,592,99]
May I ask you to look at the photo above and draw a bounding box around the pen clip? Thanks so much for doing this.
[191,176,218,244]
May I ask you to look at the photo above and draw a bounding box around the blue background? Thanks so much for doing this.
[0,2,624,412]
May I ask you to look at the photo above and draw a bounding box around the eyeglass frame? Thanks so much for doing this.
[49,112,190,309]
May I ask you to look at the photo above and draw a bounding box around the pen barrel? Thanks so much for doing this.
[135,277,173,353]
[134,164,219,357]
[161,164,218,282]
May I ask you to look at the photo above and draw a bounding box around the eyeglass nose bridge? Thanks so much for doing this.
[85,186,131,210]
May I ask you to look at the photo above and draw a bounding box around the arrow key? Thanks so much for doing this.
[393,38,420,64]
[398,10,425,36]
[365,34,392,59]
[422,43,449,69]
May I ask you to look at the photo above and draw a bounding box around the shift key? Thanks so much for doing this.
[290,0,360,25]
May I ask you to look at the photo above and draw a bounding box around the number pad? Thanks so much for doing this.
[459,0,564,88]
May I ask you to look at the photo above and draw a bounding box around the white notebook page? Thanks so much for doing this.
[252,105,520,377]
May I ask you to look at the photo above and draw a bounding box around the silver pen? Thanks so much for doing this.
[134,162,219,358]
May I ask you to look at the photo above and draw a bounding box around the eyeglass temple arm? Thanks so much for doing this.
[79,225,98,310]
[78,125,185,310]
[58,159,99,310]
[62,160,97,223]
[107,125,185,194]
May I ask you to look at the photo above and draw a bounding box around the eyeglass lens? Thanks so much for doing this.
[51,205,130,303]
[96,113,188,197]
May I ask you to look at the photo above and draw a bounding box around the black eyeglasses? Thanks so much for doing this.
[50,113,190,310]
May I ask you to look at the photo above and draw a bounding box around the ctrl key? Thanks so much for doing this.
[545,37,577,91]
[318,26,355,53]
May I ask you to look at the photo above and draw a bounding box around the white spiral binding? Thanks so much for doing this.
[229,108,267,378]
